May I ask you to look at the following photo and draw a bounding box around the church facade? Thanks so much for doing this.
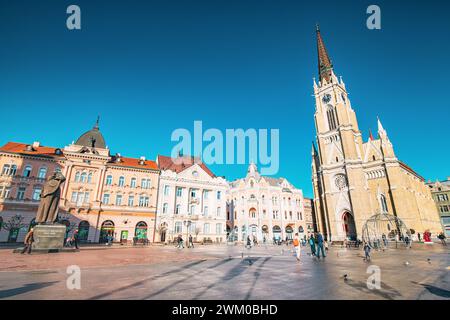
[311,27,442,242]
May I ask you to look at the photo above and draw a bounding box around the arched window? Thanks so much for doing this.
[327,106,338,130]
[1,164,10,175]
[87,172,93,183]
[38,167,47,179]
[130,178,137,188]
[80,172,87,183]
[118,176,125,187]
[105,175,113,185]
[380,194,389,213]
[23,165,32,177]
[135,221,148,240]
[78,221,90,242]
[75,172,80,182]
[10,165,17,176]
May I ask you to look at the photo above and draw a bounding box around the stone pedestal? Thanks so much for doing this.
[32,224,66,251]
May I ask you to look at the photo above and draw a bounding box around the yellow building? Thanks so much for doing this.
[311,26,441,242]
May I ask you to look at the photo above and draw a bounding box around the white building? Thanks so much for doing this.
[227,163,307,243]
[155,155,228,243]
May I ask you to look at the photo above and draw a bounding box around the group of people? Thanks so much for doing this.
[175,234,194,249]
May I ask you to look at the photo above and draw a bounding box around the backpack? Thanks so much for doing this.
[293,238,299,247]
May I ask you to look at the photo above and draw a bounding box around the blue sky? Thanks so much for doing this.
[0,0,449,198]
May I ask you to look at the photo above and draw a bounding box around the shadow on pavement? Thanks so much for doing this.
[344,279,402,300]
[411,281,450,298]
[0,281,58,299]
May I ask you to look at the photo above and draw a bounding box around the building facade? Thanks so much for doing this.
[0,121,160,243]
[155,155,228,243]
[426,178,450,236]
[227,163,307,243]
[311,27,442,242]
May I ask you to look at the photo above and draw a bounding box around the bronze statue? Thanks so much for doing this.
[35,171,66,224]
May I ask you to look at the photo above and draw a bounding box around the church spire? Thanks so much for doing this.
[316,25,334,83]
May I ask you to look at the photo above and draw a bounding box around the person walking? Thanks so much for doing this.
[293,233,301,262]
[21,228,34,254]
[382,233,387,247]
[188,234,194,248]
[417,233,421,242]
[177,234,184,249]
[316,232,326,259]
[438,232,447,246]
[73,229,79,250]
[363,241,372,261]
[309,234,316,256]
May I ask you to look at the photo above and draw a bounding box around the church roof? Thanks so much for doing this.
[75,118,107,149]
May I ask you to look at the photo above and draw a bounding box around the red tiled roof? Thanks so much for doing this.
[109,156,158,171]
[157,155,216,178]
[399,161,425,181]
[0,142,62,158]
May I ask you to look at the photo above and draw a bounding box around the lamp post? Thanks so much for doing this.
[183,220,192,246]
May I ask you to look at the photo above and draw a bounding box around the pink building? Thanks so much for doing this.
[0,121,160,243]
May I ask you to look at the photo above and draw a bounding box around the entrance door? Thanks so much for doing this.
[120,230,129,243]
[343,212,357,240]
[99,220,115,243]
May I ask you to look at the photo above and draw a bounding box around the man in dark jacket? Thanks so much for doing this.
[316,232,326,259]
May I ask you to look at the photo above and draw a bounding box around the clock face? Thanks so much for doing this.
[322,94,331,104]
[335,174,347,190]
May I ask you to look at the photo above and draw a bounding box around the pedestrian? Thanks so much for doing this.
[438,232,447,246]
[382,233,387,247]
[188,234,194,248]
[417,233,421,242]
[21,228,34,254]
[293,233,301,261]
[309,234,316,256]
[178,234,184,249]
[73,229,79,249]
[363,241,372,261]
[246,235,252,249]
[316,232,326,259]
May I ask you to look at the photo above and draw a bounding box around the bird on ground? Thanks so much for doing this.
[427,258,431,264]
[404,261,410,266]
[342,274,348,281]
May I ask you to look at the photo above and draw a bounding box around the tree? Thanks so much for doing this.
[2,214,27,231]
[2,215,28,242]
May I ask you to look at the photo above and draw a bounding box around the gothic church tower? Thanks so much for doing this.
[311,26,442,241]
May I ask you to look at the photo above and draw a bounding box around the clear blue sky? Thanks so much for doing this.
[1,0,449,198]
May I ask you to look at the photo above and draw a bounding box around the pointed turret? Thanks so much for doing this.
[316,25,334,83]
[377,116,387,138]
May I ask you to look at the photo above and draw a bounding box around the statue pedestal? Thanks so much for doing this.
[32,224,66,252]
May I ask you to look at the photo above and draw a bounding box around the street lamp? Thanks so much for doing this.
[183,220,192,245]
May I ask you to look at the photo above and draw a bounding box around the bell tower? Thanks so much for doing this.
[312,26,369,241]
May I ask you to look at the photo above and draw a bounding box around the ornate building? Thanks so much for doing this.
[0,120,160,243]
[311,27,442,241]
[426,178,450,236]
[155,155,228,243]
[227,163,307,243]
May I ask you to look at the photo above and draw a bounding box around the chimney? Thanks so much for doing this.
[139,156,146,165]
[32,141,40,149]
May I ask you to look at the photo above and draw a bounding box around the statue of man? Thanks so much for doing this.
[35,171,66,224]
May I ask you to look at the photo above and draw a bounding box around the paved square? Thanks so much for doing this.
[0,243,449,300]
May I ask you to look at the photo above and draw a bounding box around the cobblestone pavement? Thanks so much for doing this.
[0,243,449,300]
